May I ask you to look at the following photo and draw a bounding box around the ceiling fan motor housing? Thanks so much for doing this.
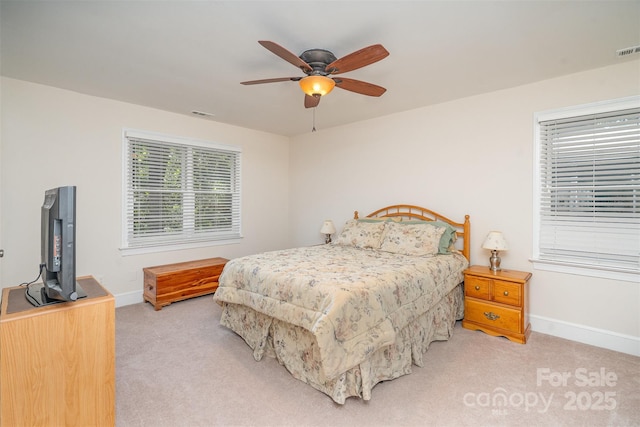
[299,49,337,75]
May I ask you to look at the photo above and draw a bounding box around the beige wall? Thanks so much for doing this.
[1,60,638,355]
[290,60,640,354]
[0,77,290,301]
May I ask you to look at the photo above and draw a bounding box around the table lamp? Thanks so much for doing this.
[320,220,336,244]
[482,231,508,272]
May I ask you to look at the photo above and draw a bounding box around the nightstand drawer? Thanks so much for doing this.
[465,276,490,300]
[465,299,522,334]
[492,281,521,306]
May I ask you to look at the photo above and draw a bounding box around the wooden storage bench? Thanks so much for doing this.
[143,257,228,310]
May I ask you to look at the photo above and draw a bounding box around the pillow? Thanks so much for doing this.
[333,220,386,249]
[379,221,446,256]
[400,220,458,254]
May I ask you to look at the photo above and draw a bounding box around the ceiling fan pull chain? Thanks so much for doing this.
[312,107,317,132]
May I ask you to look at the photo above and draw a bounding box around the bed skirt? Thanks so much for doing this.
[218,282,465,404]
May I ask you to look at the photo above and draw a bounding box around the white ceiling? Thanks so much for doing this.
[1,1,639,137]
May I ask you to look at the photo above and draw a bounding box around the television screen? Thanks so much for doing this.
[25,186,86,307]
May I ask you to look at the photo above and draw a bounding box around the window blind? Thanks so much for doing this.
[537,106,640,273]
[123,131,241,249]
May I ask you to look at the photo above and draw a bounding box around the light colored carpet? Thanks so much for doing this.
[116,295,639,426]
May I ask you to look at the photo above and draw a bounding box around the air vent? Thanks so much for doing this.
[191,110,215,117]
[616,45,640,57]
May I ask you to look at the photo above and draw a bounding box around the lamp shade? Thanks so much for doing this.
[482,231,508,251]
[299,76,335,97]
[320,220,336,235]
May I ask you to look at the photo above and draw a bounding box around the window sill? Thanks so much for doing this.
[120,238,242,256]
[530,259,639,283]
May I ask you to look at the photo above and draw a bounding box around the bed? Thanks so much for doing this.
[213,204,470,404]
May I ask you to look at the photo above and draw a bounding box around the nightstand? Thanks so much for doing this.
[462,265,532,344]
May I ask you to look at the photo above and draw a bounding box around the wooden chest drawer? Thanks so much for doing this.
[464,299,522,334]
[143,257,228,310]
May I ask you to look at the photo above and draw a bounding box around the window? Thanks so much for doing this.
[122,130,241,253]
[533,97,639,282]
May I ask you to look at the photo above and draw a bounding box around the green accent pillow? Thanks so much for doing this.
[357,217,401,223]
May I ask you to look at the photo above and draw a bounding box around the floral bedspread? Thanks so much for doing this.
[213,245,468,380]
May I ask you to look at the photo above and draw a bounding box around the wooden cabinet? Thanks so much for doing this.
[462,265,532,344]
[143,257,228,310]
[0,276,115,426]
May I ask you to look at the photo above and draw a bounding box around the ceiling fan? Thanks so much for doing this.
[241,41,389,108]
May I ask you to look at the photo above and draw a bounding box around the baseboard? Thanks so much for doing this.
[530,314,640,357]
[115,290,144,308]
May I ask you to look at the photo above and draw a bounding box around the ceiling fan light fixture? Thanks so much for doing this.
[299,75,335,97]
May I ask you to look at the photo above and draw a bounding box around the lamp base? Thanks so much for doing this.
[489,250,502,272]
[325,234,332,244]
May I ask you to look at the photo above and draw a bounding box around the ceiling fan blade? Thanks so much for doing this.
[334,77,386,97]
[325,44,389,75]
[258,41,312,73]
[241,77,301,85]
[304,94,321,109]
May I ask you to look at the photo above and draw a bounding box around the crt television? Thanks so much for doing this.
[25,186,86,307]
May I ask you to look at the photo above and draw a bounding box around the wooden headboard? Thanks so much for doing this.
[354,204,471,262]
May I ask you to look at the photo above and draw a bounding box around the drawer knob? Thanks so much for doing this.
[475,285,481,291]
[484,311,500,321]
[503,291,509,296]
